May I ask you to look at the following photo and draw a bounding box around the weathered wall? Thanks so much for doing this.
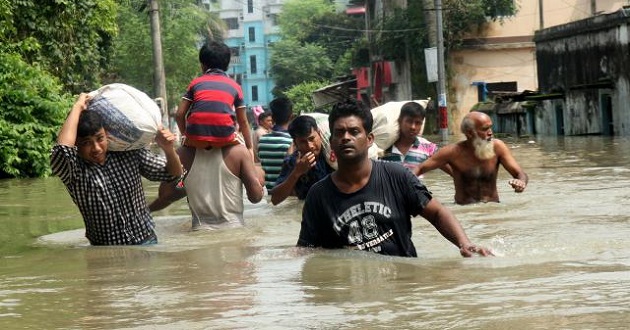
[535,10,630,135]
[615,76,630,135]
[564,90,602,134]
[448,47,537,134]
[535,100,558,135]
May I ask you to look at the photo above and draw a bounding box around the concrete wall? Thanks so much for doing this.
[449,47,537,133]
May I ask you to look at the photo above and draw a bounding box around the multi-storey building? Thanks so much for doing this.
[201,0,284,109]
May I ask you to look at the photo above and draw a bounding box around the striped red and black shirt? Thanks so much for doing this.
[184,69,245,145]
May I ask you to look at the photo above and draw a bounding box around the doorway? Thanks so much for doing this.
[600,93,613,136]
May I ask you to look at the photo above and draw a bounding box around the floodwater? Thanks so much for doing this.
[1,136,629,329]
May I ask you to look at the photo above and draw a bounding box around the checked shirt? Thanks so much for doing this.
[51,144,176,245]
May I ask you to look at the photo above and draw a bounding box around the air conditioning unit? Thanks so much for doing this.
[238,13,244,20]
[243,73,248,79]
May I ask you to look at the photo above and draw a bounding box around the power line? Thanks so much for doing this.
[315,24,423,33]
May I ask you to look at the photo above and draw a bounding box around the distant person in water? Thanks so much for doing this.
[379,101,451,178]
[414,111,528,205]
[269,115,334,205]
[252,111,273,163]
[257,97,294,191]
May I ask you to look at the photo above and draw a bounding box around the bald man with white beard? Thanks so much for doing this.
[414,111,528,205]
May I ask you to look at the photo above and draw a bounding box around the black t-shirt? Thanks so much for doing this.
[297,160,433,257]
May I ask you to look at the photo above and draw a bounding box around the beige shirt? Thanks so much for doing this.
[184,148,244,230]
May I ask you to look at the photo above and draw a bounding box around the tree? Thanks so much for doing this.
[5,0,118,94]
[277,0,336,41]
[0,0,93,178]
[0,53,72,178]
[110,0,225,110]
[442,0,519,48]
[284,80,332,114]
[269,39,334,92]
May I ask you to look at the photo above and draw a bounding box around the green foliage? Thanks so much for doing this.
[284,80,332,114]
[300,11,364,65]
[6,0,119,94]
[278,0,336,41]
[481,0,519,20]
[111,0,225,111]
[271,0,356,92]
[443,0,519,48]
[0,53,72,178]
[0,0,102,178]
[374,6,427,62]
[333,49,354,78]
[375,0,518,59]
[269,39,334,92]
[0,0,14,42]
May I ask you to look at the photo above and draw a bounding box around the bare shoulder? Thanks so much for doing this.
[439,141,463,155]
[492,139,511,153]
[222,144,249,160]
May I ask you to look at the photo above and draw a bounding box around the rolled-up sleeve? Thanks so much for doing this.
[50,144,78,185]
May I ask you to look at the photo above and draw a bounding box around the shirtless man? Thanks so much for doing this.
[414,111,528,205]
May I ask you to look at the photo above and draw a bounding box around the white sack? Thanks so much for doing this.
[88,83,162,151]
[370,100,429,152]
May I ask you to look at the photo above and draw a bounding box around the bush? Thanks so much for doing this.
[284,80,332,114]
[0,52,72,178]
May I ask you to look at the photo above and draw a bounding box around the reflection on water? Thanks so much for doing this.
[1,136,630,329]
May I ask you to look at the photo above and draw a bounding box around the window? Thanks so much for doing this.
[248,27,255,42]
[247,0,254,13]
[250,55,257,74]
[486,81,517,101]
[251,85,259,102]
[224,18,239,30]
[229,47,241,64]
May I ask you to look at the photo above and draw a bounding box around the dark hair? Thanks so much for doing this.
[199,40,231,71]
[269,97,293,125]
[258,111,272,124]
[328,98,373,133]
[77,111,104,138]
[288,115,318,139]
[399,102,426,121]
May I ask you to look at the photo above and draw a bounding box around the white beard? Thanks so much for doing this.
[473,136,495,160]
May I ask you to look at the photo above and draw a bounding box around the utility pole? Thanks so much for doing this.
[148,0,168,128]
[539,0,544,29]
[434,0,448,142]
[364,0,373,102]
